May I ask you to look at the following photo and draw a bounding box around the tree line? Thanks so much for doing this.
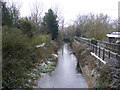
[60,13,118,41]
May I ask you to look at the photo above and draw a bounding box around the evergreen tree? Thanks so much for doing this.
[18,17,33,38]
[43,9,59,40]
[2,1,13,27]
[2,1,20,28]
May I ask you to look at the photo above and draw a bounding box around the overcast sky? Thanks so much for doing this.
[5,0,120,26]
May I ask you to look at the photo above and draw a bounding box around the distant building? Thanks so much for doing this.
[106,32,120,42]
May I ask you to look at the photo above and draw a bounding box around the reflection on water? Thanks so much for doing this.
[37,43,88,88]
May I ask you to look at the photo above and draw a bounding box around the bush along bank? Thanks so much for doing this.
[27,42,59,88]
[2,26,59,88]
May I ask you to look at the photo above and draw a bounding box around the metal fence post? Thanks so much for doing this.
[103,49,105,60]
[116,53,118,60]
[108,50,110,59]
[96,45,97,55]
[99,46,100,57]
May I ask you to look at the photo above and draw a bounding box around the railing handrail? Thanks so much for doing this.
[74,37,120,63]
[96,40,120,46]
[76,37,120,53]
[79,36,120,46]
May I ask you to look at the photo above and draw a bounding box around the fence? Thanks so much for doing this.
[74,37,120,66]
[96,40,120,54]
[78,37,120,53]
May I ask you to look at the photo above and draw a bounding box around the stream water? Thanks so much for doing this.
[37,43,88,88]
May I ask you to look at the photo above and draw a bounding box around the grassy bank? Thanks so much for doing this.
[71,39,120,88]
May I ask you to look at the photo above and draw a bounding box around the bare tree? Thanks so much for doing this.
[73,13,116,40]
[29,0,43,25]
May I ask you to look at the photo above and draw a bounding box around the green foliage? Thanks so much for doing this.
[75,28,81,37]
[65,13,116,41]
[18,17,33,38]
[40,34,51,42]
[2,1,59,88]
[90,38,98,45]
[40,62,55,73]
[2,1,13,27]
[43,9,59,40]
[2,25,55,88]
[2,26,36,88]
[1,0,20,27]
[9,3,20,27]
[32,34,51,45]
[95,80,104,88]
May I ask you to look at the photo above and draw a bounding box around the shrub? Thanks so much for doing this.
[90,38,98,45]
[2,24,58,88]
[31,34,51,46]
[2,26,37,88]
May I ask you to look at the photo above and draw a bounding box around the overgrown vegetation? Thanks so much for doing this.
[2,0,59,88]
[60,13,118,41]
[40,61,56,73]
[71,40,120,88]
